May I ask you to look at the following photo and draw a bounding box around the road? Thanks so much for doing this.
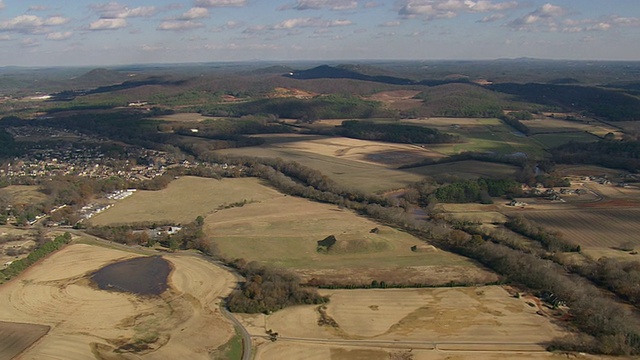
[221,305,253,360]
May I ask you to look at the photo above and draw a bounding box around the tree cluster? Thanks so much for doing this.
[505,215,580,253]
[339,120,459,144]
[433,178,522,204]
[226,260,328,314]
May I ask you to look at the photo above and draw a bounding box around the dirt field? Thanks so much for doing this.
[241,286,578,360]
[0,243,237,360]
[206,193,497,286]
[520,208,640,250]
[91,176,283,225]
[365,90,423,111]
[0,321,49,360]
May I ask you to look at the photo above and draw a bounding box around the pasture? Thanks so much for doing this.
[531,132,599,148]
[0,185,47,204]
[242,286,573,360]
[0,243,237,360]
[216,135,431,193]
[206,192,497,286]
[90,176,282,225]
[523,116,618,137]
[406,160,519,180]
[520,208,640,251]
[402,117,547,158]
[147,112,221,122]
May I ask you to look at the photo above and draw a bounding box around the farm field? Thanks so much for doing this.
[402,117,547,157]
[440,203,509,224]
[364,90,423,111]
[205,192,497,286]
[148,112,221,122]
[0,185,47,204]
[241,286,573,360]
[216,136,429,193]
[0,243,237,360]
[531,132,599,148]
[523,116,618,137]
[90,176,283,225]
[518,208,640,251]
[0,321,49,360]
[406,160,519,180]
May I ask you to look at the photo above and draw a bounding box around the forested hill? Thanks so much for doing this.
[489,83,640,121]
[286,65,469,86]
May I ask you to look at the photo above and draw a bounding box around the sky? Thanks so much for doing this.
[0,0,638,66]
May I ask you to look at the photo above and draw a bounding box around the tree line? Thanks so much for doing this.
[339,120,459,144]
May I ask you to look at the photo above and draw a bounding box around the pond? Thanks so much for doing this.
[91,256,171,296]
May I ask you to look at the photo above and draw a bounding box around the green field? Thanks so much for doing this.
[406,160,519,180]
[205,190,496,285]
[403,118,547,158]
[531,132,599,148]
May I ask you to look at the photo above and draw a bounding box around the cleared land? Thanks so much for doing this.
[531,132,599,148]
[216,135,430,193]
[523,116,618,137]
[242,286,574,360]
[520,208,640,250]
[205,190,497,286]
[402,117,547,157]
[0,185,47,204]
[365,90,423,111]
[0,243,237,360]
[91,176,283,225]
[406,160,519,180]
[0,321,49,360]
[147,112,222,122]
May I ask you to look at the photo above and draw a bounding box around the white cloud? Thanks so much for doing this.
[177,7,210,20]
[46,31,73,40]
[477,13,505,23]
[21,38,39,47]
[0,1,4,10]
[0,15,70,34]
[281,0,358,11]
[271,17,353,29]
[141,44,167,51]
[379,21,401,27]
[364,2,380,9]
[90,2,157,19]
[194,0,246,8]
[398,0,517,20]
[88,18,127,30]
[0,34,10,40]
[507,3,566,30]
[28,5,48,12]
[158,20,205,31]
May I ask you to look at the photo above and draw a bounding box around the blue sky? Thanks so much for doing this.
[0,0,637,66]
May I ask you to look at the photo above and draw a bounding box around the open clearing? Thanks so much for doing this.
[523,116,618,137]
[91,176,283,225]
[0,185,47,204]
[206,190,497,286]
[402,117,547,157]
[216,136,430,193]
[519,208,640,250]
[241,286,576,360]
[0,321,49,360]
[406,160,519,180]
[147,112,222,122]
[365,90,423,111]
[0,243,237,360]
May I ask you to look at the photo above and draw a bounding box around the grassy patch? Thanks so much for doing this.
[531,132,600,148]
[214,328,243,360]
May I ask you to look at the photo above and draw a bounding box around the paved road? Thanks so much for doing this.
[255,335,548,353]
[220,305,253,360]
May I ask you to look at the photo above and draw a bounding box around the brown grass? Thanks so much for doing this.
[0,243,237,359]
[0,185,47,204]
[205,190,496,285]
[0,321,50,360]
[90,176,282,225]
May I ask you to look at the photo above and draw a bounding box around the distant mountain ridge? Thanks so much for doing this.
[285,65,470,86]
